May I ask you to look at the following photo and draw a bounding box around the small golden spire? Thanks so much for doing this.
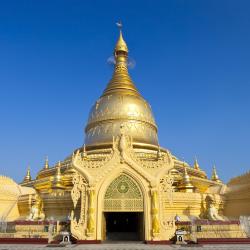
[23,166,32,182]
[83,144,87,158]
[193,157,200,170]
[178,163,195,193]
[211,165,222,183]
[44,156,49,169]
[52,161,64,189]
[157,145,162,159]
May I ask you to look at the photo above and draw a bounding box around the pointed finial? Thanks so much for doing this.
[193,157,200,170]
[23,166,32,182]
[116,21,122,31]
[211,165,222,183]
[57,161,61,171]
[44,156,49,169]
[115,21,128,54]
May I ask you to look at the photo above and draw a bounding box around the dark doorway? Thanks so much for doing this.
[104,212,143,241]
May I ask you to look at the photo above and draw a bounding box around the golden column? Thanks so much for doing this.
[151,188,160,238]
[87,188,95,236]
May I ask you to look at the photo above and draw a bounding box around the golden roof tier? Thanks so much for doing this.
[85,30,158,147]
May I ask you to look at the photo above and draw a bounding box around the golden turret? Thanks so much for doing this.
[211,165,222,183]
[51,162,64,189]
[85,26,158,147]
[23,166,31,183]
[193,157,200,170]
[44,156,49,170]
[178,164,195,193]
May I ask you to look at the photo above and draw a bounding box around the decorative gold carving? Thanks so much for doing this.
[73,150,113,169]
[70,173,87,240]
[159,174,175,231]
[159,174,174,206]
[104,174,143,212]
[132,150,172,170]
[115,63,127,73]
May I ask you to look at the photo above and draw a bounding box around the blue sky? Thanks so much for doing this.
[0,0,249,183]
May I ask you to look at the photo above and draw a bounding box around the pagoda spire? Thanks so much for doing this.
[102,22,139,97]
[44,156,49,169]
[52,161,64,189]
[23,166,32,183]
[193,157,200,170]
[178,163,195,193]
[211,165,222,183]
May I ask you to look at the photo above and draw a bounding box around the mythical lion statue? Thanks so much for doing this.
[27,194,45,221]
[205,195,224,221]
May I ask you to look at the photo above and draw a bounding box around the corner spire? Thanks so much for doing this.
[178,163,195,193]
[52,161,64,189]
[193,157,200,170]
[23,166,32,183]
[211,165,222,183]
[102,22,139,97]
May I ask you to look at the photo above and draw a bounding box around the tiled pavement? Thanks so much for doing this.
[0,243,250,250]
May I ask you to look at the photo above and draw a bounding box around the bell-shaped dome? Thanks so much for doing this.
[84,30,158,147]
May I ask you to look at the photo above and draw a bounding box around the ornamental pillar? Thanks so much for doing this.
[151,188,160,239]
[87,188,95,237]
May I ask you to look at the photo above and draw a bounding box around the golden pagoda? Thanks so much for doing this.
[0,26,249,244]
[193,158,200,170]
[211,165,222,183]
[22,166,32,183]
[178,164,195,193]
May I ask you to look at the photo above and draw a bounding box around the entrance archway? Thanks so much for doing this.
[103,174,144,241]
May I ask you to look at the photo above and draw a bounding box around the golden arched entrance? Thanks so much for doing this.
[102,174,144,241]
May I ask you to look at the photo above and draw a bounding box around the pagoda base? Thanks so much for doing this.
[145,240,173,244]
[0,238,48,244]
[197,238,250,244]
[77,240,101,244]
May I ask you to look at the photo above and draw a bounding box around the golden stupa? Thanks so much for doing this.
[85,30,158,147]
[0,27,249,244]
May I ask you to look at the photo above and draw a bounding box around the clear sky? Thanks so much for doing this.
[0,0,249,183]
